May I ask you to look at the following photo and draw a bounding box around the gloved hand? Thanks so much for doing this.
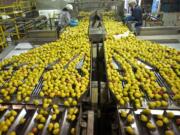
[69,19,78,27]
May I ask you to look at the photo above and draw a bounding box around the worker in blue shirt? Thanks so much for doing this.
[124,0,143,27]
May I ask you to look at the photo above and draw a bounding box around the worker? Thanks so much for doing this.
[57,4,73,38]
[90,10,102,28]
[124,0,142,27]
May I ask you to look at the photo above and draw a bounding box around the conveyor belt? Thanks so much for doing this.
[31,75,43,96]
[136,59,179,106]
[118,109,180,135]
[0,54,86,105]
[0,105,79,135]
[1,14,180,135]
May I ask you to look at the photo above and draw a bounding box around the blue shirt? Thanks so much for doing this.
[132,6,142,24]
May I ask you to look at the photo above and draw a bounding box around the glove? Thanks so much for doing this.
[69,19,78,27]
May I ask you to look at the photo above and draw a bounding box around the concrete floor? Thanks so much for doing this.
[137,35,180,40]
[0,43,39,60]
[0,44,15,60]
[160,43,180,50]
[137,35,180,50]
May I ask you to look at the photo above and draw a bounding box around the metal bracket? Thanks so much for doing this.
[87,111,94,135]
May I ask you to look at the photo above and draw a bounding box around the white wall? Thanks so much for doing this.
[163,12,180,26]
[39,10,61,19]
[36,0,66,10]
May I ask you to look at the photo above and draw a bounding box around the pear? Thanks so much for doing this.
[140,114,148,122]
[165,130,174,135]
[156,120,163,127]
[146,122,156,131]
[120,111,127,118]
[167,112,174,119]
[125,126,135,135]
[127,114,134,124]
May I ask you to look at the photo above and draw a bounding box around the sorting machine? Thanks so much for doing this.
[77,12,180,135]
[0,12,180,135]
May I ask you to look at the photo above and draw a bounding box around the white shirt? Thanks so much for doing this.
[58,10,71,27]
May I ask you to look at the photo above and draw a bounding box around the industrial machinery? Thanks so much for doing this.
[0,25,7,52]
[89,11,106,42]
[0,0,47,46]
[73,0,124,20]
[78,12,120,135]
[77,11,180,135]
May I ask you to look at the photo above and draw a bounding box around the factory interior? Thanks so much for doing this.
[0,0,180,135]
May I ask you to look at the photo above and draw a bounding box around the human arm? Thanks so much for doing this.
[64,12,71,26]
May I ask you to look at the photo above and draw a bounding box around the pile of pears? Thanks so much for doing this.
[0,18,90,107]
[104,17,180,108]
[0,17,90,135]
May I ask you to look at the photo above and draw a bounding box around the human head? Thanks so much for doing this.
[128,0,137,8]
[65,4,73,11]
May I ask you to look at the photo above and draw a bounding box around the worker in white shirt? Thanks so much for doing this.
[57,4,73,38]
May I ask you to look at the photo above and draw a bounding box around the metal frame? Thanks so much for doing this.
[0,0,37,41]
[0,25,7,51]
[71,0,122,20]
